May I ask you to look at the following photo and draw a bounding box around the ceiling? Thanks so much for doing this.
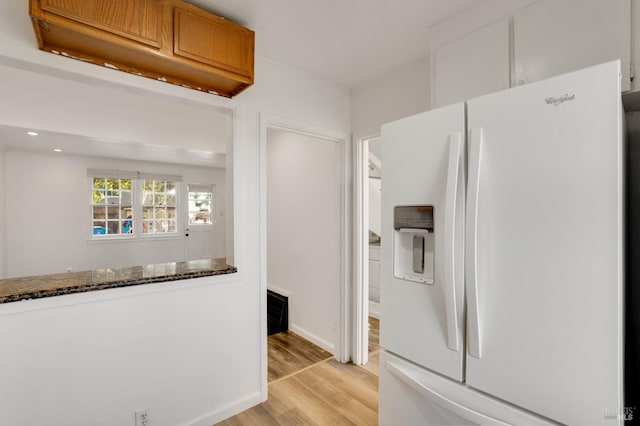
[0,125,227,168]
[0,1,489,163]
[189,0,485,88]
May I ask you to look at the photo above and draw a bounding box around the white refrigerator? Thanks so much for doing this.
[379,61,624,425]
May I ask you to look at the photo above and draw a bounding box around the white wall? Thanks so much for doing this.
[0,148,5,278]
[0,65,232,154]
[0,5,350,426]
[267,128,341,353]
[351,56,431,139]
[350,0,540,141]
[3,150,225,278]
[428,0,539,51]
[238,56,351,359]
[0,277,260,426]
[633,0,640,92]
[241,57,351,130]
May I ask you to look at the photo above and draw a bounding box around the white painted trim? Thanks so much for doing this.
[340,124,353,365]
[290,324,335,354]
[258,110,269,400]
[259,112,350,364]
[369,301,381,320]
[353,135,367,366]
[353,134,380,365]
[186,391,263,426]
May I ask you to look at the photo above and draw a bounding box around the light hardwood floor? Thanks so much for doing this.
[220,358,378,425]
[268,331,333,382]
[219,320,381,425]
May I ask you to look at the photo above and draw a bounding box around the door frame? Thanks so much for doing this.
[258,113,351,378]
[183,181,216,261]
[353,134,380,365]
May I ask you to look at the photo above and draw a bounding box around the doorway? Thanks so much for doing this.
[184,183,215,261]
[259,113,350,391]
[265,126,341,352]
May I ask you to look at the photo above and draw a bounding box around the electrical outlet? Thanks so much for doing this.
[135,409,152,426]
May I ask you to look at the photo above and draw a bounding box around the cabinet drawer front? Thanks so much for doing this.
[40,0,163,48]
[174,8,254,79]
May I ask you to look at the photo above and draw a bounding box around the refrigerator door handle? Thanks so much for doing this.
[385,360,510,426]
[444,132,462,351]
[466,128,483,359]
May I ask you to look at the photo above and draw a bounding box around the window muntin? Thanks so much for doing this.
[90,175,180,238]
[142,180,178,234]
[188,185,213,225]
[92,178,132,236]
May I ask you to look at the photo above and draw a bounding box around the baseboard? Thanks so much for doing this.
[267,284,335,356]
[369,301,380,319]
[266,283,292,298]
[187,391,263,426]
[290,324,335,355]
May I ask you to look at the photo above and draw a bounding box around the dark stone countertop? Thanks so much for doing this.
[0,258,237,304]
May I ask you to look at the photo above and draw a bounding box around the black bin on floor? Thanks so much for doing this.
[267,290,288,336]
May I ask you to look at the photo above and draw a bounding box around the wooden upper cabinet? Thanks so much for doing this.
[29,0,254,97]
[174,7,253,81]
[39,0,164,48]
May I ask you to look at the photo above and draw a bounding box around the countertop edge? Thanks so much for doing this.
[0,260,237,304]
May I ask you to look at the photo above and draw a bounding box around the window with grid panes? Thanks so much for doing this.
[142,179,178,234]
[92,177,133,236]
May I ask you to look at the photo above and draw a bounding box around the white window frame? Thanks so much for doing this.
[141,178,179,235]
[90,176,135,240]
[88,170,182,240]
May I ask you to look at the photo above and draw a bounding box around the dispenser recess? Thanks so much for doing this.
[393,206,435,284]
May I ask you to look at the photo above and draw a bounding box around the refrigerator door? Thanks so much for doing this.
[379,351,557,426]
[465,61,623,425]
[380,103,466,381]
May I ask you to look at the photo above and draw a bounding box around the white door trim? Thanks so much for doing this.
[353,134,381,365]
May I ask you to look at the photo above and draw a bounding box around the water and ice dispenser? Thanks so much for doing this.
[393,206,434,284]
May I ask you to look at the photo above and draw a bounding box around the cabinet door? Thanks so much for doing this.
[39,0,164,48]
[514,0,631,91]
[173,7,254,80]
[433,19,510,108]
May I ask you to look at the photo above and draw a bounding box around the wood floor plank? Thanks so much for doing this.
[220,333,378,425]
[271,373,355,425]
[222,404,280,426]
[368,317,380,353]
[258,388,294,420]
[268,332,332,382]
[294,366,377,425]
[312,361,379,412]
[339,397,378,426]
[275,407,317,425]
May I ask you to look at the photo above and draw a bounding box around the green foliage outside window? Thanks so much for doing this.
[93,178,132,204]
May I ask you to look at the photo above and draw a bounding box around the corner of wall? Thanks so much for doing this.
[0,148,5,278]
